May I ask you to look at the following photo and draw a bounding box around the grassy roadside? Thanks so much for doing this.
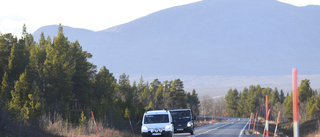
[252,116,320,137]
[280,118,320,137]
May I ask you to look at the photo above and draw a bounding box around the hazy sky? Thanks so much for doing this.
[0,0,319,38]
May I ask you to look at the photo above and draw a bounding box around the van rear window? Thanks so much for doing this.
[170,111,191,119]
[144,114,169,124]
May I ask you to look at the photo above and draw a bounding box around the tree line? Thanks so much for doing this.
[0,24,200,131]
[225,80,320,122]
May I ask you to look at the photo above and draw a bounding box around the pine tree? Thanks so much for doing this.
[155,83,164,108]
[246,86,259,115]
[280,89,285,104]
[141,82,151,106]
[118,73,132,103]
[237,87,248,117]
[9,71,30,119]
[0,34,14,83]
[77,111,87,133]
[27,81,44,123]
[145,101,155,110]
[284,93,293,121]
[190,89,200,115]
[131,81,140,103]
[306,96,316,119]
[71,40,96,109]
[43,24,75,119]
[7,43,28,86]
[269,87,280,106]
[0,72,11,103]
[225,88,239,117]
[92,66,116,120]
[150,79,161,102]
[169,79,186,109]
[298,79,313,102]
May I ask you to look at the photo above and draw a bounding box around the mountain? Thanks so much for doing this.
[33,0,320,95]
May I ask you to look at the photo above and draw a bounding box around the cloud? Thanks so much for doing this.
[0,16,27,37]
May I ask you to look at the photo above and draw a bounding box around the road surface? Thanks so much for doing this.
[174,117,259,137]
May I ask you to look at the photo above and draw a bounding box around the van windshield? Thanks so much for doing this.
[170,111,191,120]
[144,114,169,124]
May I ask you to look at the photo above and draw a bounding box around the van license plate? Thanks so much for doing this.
[177,128,183,131]
[152,133,161,136]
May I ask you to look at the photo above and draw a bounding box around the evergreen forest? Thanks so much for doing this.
[225,81,320,122]
[0,25,200,136]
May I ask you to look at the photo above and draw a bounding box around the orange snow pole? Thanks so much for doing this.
[248,113,252,131]
[292,68,299,137]
[91,111,100,137]
[128,114,136,137]
[266,95,269,137]
[212,114,214,123]
[253,112,258,134]
[251,113,254,125]
[274,111,281,137]
[256,108,262,137]
[263,109,271,137]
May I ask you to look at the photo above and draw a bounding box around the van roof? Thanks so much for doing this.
[145,110,170,115]
[169,109,191,111]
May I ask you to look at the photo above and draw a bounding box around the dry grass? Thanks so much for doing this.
[65,128,129,137]
[281,118,320,137]
[39,113,133,137]
[306,120,320,137]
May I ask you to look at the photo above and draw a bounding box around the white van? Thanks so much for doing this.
[141,110,174,137]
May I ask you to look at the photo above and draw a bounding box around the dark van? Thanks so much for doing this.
[169,109,195,135]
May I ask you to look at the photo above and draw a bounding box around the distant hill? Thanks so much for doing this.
[33,0,320,95]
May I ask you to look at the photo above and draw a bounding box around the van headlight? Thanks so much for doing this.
[141,126,148,132]
[165,125,171,130]
[187,121,192,127]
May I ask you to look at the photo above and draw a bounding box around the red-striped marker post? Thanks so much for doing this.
[91,111,100,137]
[263,109,271,137]
[128,114,136,137]
[212,114,214,123]
[256,108,262,137]
[253,112,258,134]
[266,95,269,137]
[251,113,254,126]
[248,113,252,131]
[292,68,299,137]
[274,111,281,137]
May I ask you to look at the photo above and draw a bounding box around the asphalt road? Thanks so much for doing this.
[174,117,259,137]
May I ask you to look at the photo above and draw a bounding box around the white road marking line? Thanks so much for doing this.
[239,119,250,137]
[194,123,230,137]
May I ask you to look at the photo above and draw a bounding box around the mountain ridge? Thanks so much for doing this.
[33,0,320,78]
